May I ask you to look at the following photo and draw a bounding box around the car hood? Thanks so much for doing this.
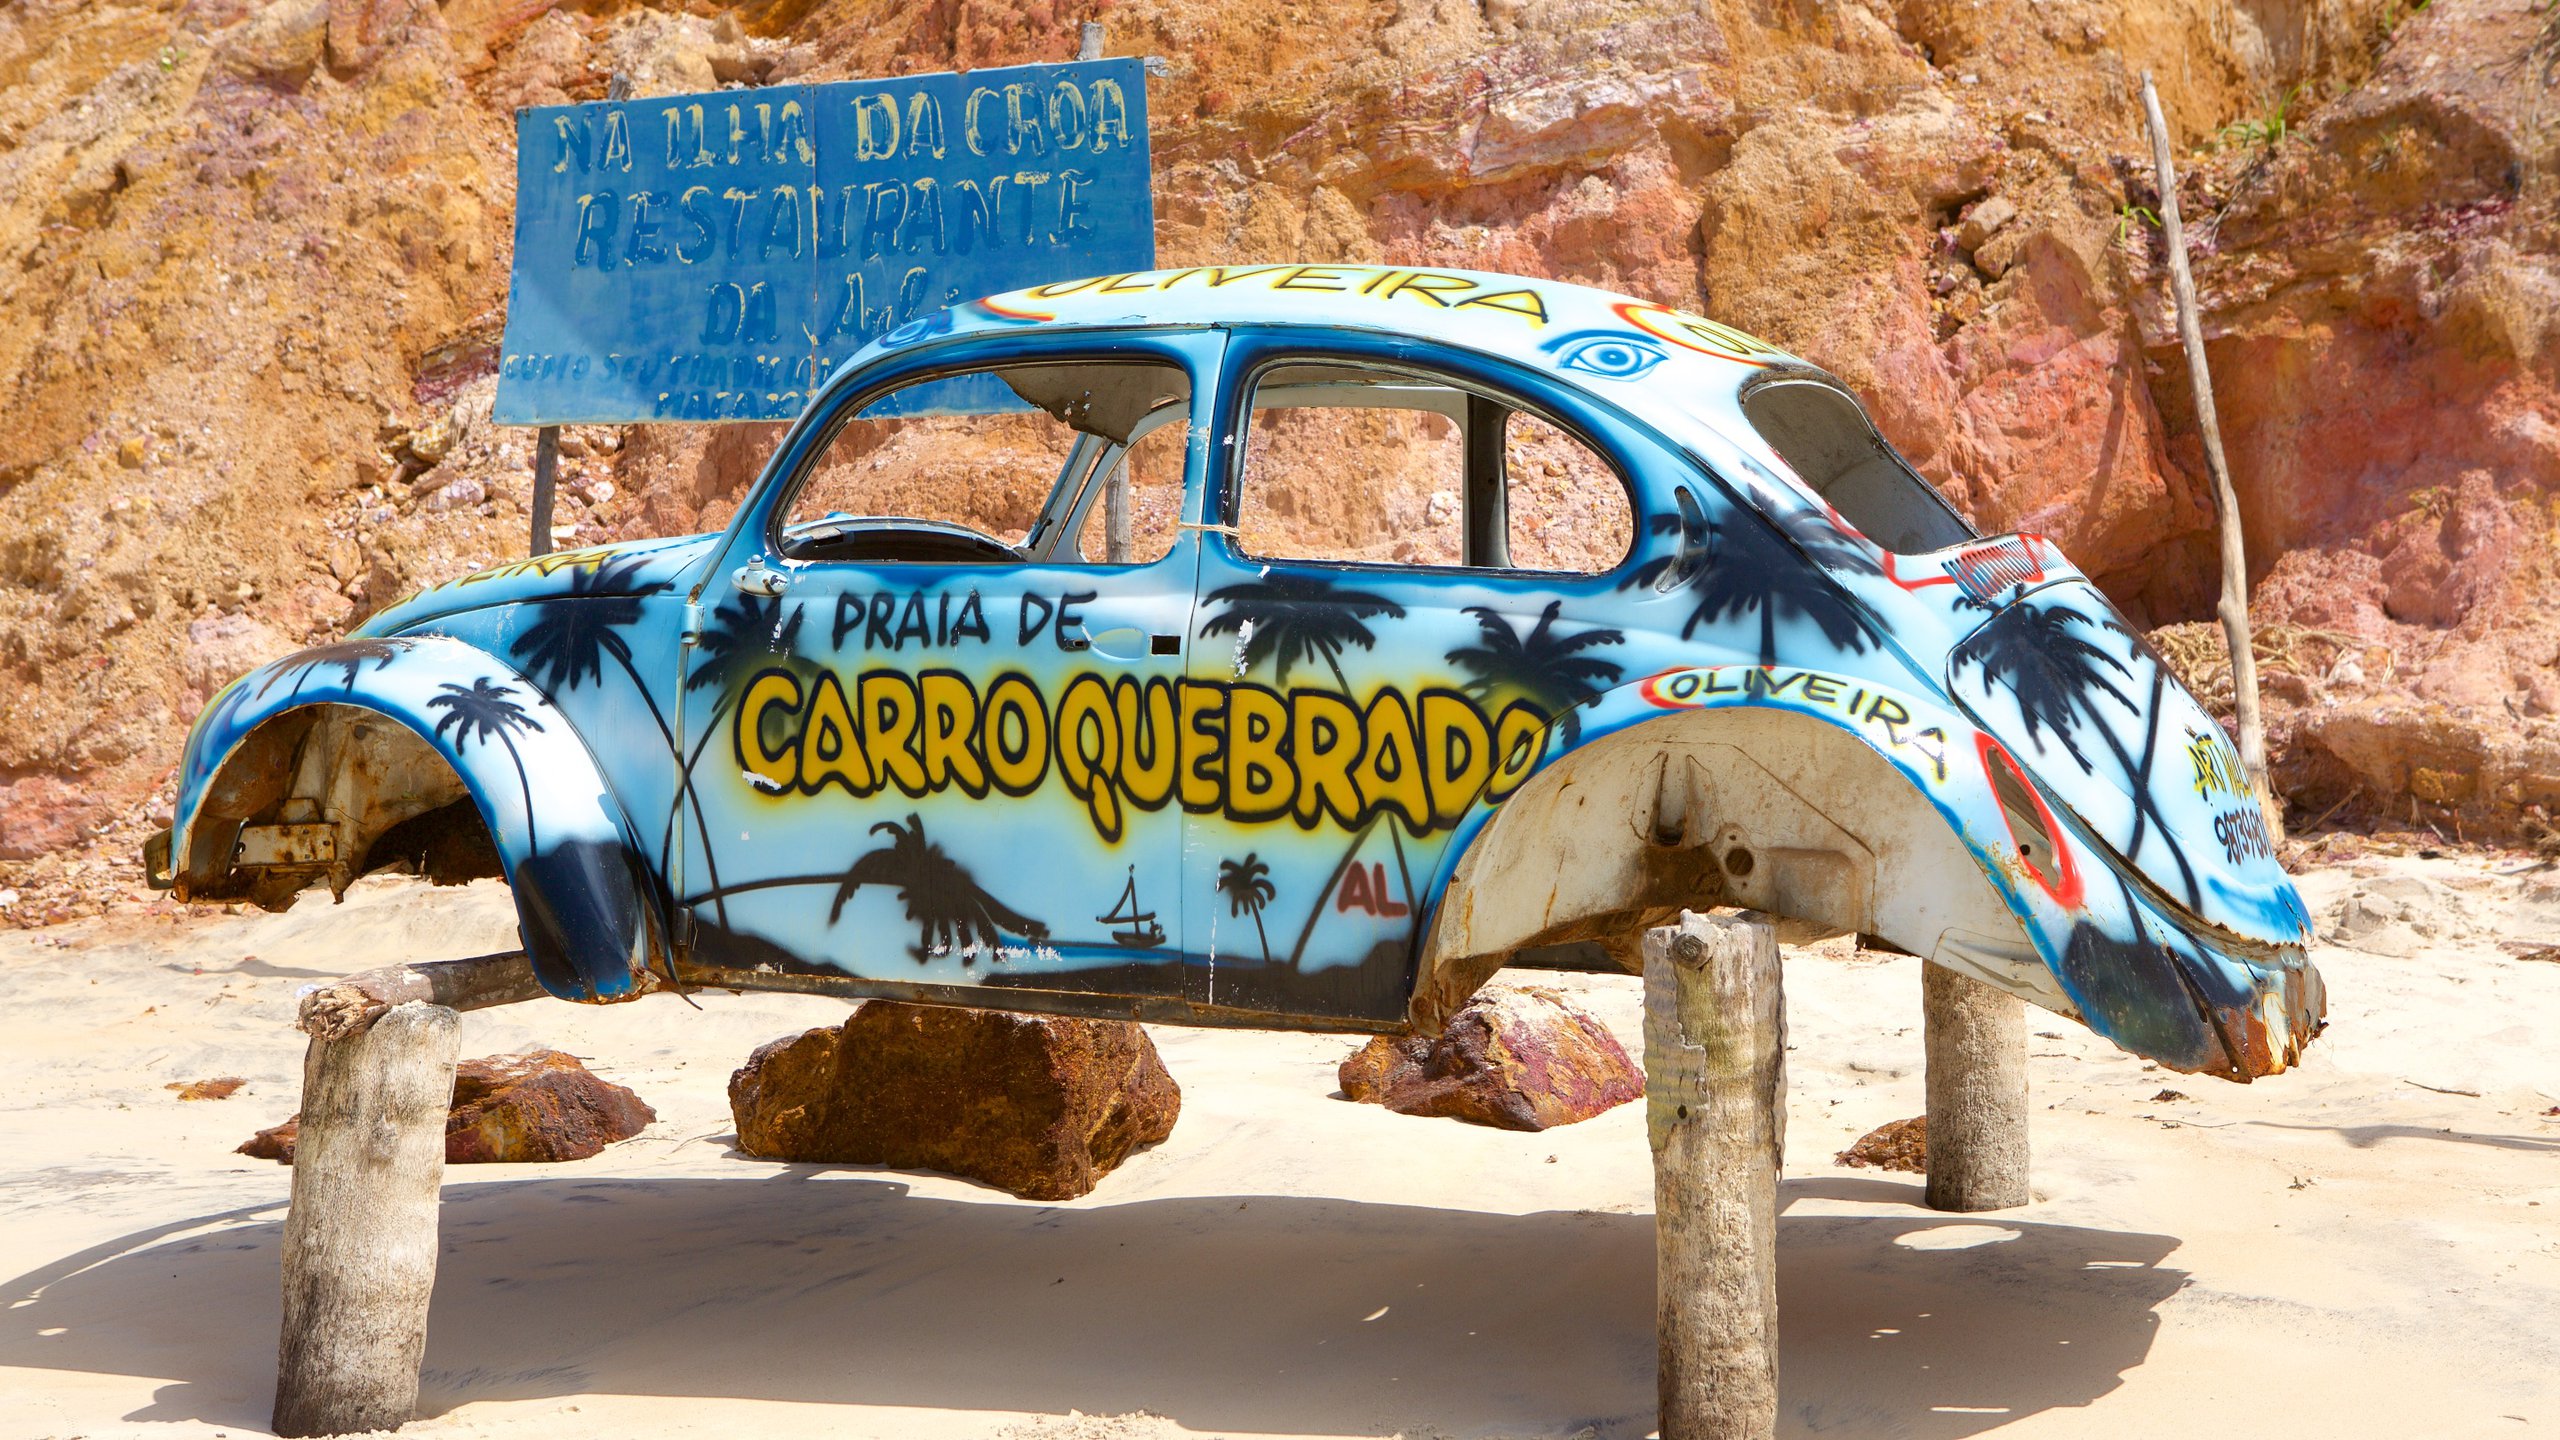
[352,534,721,636]
[1944,577,2311,947]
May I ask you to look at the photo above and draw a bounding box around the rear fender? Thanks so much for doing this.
[170,635,666,1001]
[1414,665,2323,1079]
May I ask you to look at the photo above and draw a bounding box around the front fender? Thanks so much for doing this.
[170,635,666,1001]
[1417,664,2324,1080]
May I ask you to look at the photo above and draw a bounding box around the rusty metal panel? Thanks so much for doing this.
[235,823,339,868]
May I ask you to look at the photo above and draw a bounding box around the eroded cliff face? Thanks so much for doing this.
[0,0,2553,912]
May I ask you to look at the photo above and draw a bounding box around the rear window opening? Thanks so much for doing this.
[1741,378,1974,554]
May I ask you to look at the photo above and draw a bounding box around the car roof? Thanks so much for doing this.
[860,264,1856,517]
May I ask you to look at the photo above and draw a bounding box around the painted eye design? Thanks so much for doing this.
[1546,331,1670,381]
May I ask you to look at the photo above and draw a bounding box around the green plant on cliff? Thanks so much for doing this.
[2381,0,2435,38]
[2213,86,2302,151]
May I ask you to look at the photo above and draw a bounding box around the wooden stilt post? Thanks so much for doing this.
[1921,961,2030,1212]
[1645,910,1784,1440]
[273,1001,462,1438]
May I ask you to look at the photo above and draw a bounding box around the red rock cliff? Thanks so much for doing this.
[0,0,2552,912]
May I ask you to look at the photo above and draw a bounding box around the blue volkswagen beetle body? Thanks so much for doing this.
[152,266,2322,1080]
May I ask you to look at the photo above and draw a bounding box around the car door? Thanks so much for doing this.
[1180,329,1660,1024]
[672,331,1214,1014]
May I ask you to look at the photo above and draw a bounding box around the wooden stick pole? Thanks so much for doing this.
[297,951,545,1042]
[2141,72,2282,842]
[1922,961,2030,1212]
[1645,910,1783,1440]
[1104,455,1133,564]
[273,1001,461,1438]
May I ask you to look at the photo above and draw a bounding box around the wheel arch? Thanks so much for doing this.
[169,636,668,1002]
[1409,669,2076,1033]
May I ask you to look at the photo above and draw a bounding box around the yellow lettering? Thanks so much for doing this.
[860,673,927,795]
[1421,692,1494,825]
[1226,685,1295,823]
[984,673,1049,795]
[1455,288,1549,325]
[797,672,873,796]
[1273,264,1353,292]
[1116,677,1177,809]
[1055,675,1123,840]
[1290,691,1362,827]
[964,87,999,156]
[919,671,984,796]
[1027,275,1114,298]
[735,671,802,792]
[1381,271,1474,307]
[1487,702,1547,801]
[1353,691,1429,832]
[1179,680,1225,812]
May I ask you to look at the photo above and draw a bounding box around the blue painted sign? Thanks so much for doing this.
[495,60,1154,425]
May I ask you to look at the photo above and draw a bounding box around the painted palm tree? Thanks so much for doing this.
[1216,853,1277,966]
[505,552,743,925]
[1201,574,1419,973]
[1198,572,1407,693]
[1952,601,2198,904]
[1617,484,1886,666]
[427,677,546,850]
[1445,600,1625,746]
[826,813,1050,963]
[1681,515,1879,665]
[1620,487,1882,595]
[508,554,674,745]
[1618,508,1694,593]
[688,589,806,698]
[258,637,415,699]
[660,589,806,925]
[1957,603,2134,771]
[1772,502,1884,577]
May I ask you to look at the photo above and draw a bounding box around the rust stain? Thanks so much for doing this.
[2183,956,2326,1081]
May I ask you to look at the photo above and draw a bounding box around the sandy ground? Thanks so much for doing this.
[3,852,2557,1440]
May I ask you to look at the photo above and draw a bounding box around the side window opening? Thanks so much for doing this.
[1741,378,1974,554]
[1233,361,1634,573]
[779,360,1191,565]
[1505,408,1640,573]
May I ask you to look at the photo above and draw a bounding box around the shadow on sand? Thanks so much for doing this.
[2249,1121,2560,1154]
[2,1172,2183,1438]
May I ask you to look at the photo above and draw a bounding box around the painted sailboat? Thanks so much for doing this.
[1098,865,1166,948]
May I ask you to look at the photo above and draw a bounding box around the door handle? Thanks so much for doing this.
[732,560,790,597]
[1077,624,1166,661]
